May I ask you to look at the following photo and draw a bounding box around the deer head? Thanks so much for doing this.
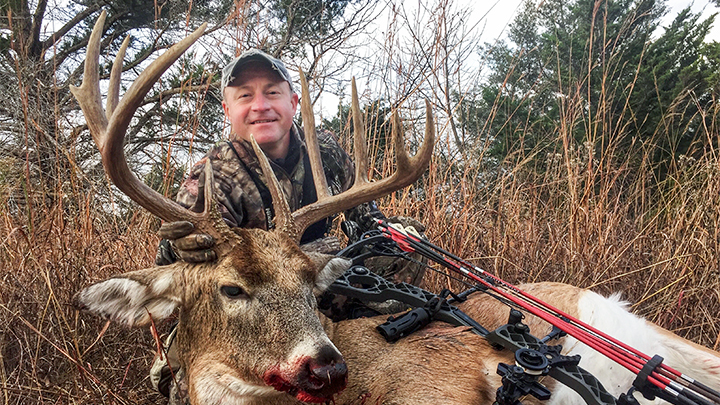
[72,11,434,404]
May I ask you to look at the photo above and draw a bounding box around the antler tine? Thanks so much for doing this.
[394,100,435,177]
[70,11,209,226]
[107,35,130,118]
[249,135,298,241]
[290,89,435,241]
[350,77,369,185]
[71,11,108,141]
[299,69,331,200]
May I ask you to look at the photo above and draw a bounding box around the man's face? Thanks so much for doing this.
[222,62,298,159]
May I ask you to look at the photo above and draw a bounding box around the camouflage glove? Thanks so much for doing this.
[155,221,216,265]
[300,236,343,255]
[364,215,428,286]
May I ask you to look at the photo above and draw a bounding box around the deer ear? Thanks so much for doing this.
[305,252,351,295]
[74,265,182,328]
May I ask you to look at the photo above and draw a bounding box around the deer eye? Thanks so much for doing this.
[220,285,246,299]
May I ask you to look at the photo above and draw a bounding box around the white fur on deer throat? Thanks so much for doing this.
[193,362,280,405]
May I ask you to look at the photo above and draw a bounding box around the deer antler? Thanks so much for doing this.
[255,70,435,243]
[70,12,236,254]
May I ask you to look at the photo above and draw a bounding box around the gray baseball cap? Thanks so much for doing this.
[220,49,295,95]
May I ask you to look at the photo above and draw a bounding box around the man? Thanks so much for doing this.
[151,49,426,402]
[155,49,384,263]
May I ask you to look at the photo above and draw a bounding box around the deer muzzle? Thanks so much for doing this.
[263,345,348,403]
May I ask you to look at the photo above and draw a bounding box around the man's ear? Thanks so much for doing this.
[222,98,229,117]
[290,92,299,111]
[73,265,182,328]
[304,252,351,295]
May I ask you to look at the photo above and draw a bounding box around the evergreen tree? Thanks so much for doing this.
[465,0,719,176]
[630,8,718,164]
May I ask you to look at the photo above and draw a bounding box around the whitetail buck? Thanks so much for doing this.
[73,12,720,405]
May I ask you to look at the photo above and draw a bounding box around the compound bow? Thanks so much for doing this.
[328,219,720,405]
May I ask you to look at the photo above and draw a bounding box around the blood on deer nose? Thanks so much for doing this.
[304,346,348,396]
[309,360,347,389]
[301,346,347,399]
[263,345,348,402]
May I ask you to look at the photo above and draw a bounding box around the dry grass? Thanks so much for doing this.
[3,93,720,405]
[2,122,720,404]
[0,200,169,404]
[377,106,720,351]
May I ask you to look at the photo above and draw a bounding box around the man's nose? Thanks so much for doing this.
[251,94,271,110]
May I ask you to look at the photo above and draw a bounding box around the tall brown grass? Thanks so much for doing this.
[0,196,167,404]
[376,95,720,351]
[3,96,720,404]
[3,109,720,404]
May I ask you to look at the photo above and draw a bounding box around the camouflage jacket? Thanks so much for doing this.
[176,124,383,243]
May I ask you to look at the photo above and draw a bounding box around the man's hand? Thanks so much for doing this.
[364,215,428,286]
[386,215,426,236]
[155,221,216,265]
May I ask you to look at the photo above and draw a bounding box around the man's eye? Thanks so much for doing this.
[221,285,246,299]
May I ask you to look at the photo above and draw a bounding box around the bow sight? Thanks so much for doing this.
[330,220,720,405]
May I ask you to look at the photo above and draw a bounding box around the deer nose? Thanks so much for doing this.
[305,346,348,395]
[263,345,348,402]
[308,360,347,391]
